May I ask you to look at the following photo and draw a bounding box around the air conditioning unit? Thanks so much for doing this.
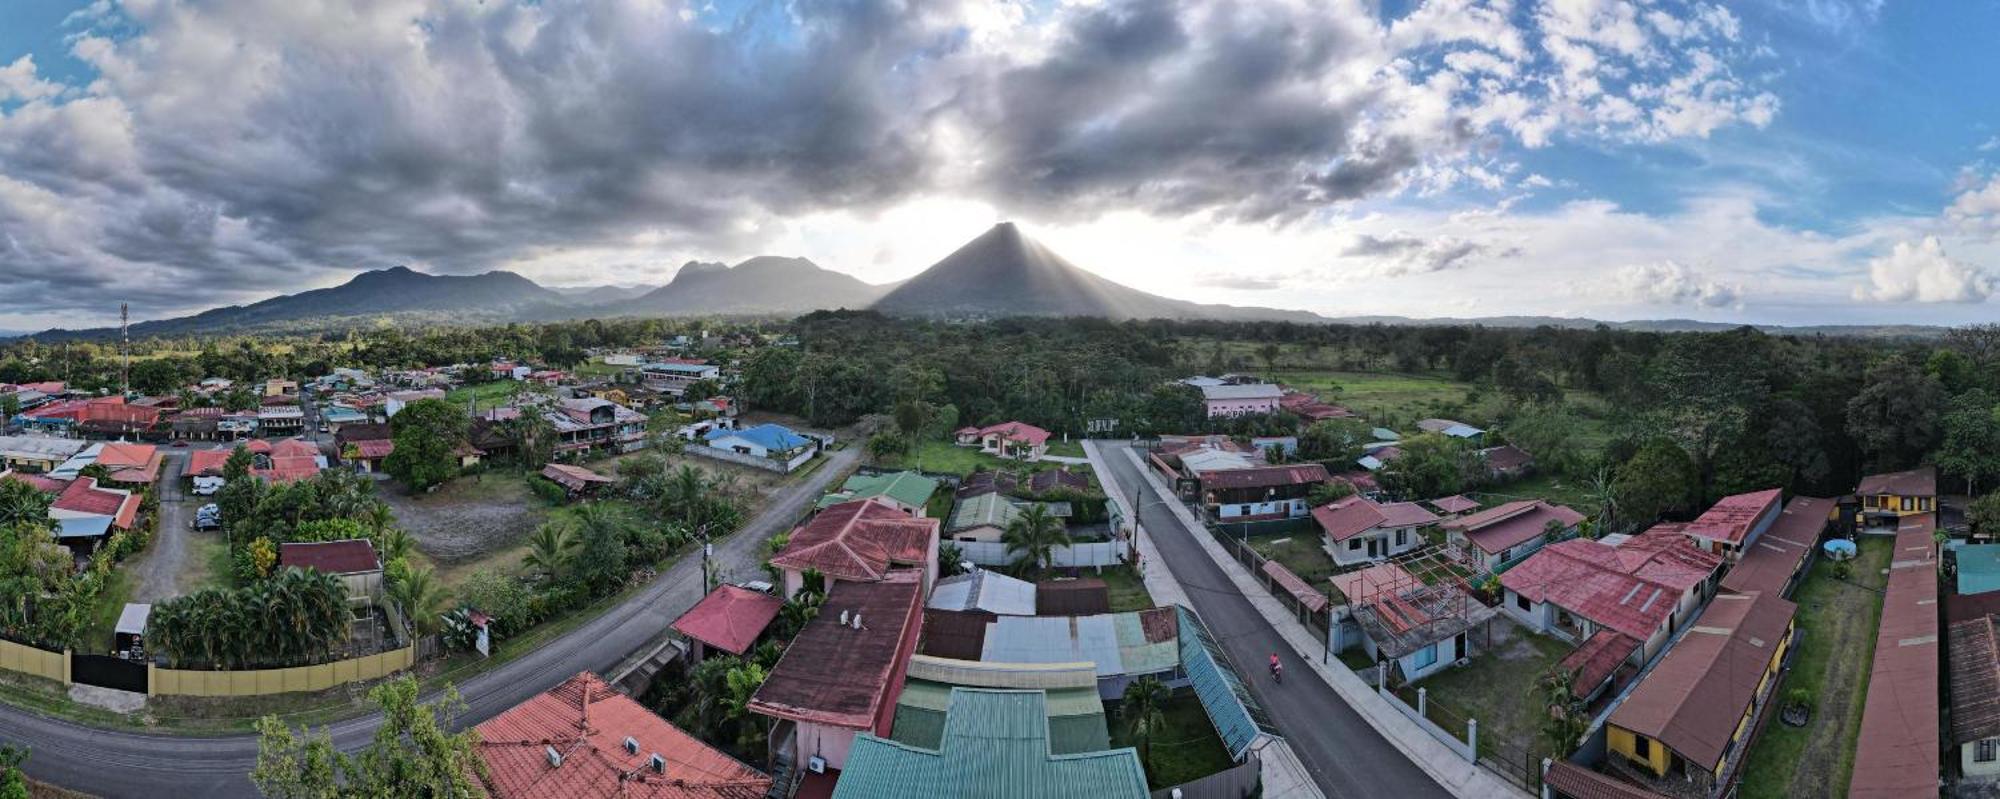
[623,736,640,755]
[545,746,563,768]
[807,756,827,774]
[648,754,667,775]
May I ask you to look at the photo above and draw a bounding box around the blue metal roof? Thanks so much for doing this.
[1176,606,1274,760]
[704,423,810,452]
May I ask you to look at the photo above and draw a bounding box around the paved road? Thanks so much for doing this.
[3,447,860,797]
[1096,441,1449,799]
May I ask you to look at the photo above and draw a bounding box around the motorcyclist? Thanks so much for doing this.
[1269,652,1282,681]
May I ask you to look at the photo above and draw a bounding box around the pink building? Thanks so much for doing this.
[1199,383,1282,417]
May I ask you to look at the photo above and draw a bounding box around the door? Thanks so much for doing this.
[1366,538,1380,559]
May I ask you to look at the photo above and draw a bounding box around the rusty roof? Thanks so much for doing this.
[1683,488,1783,546]
[1608,591,1796,770]
[1719,496,1832,596]
[1949,616,2000,745]
[1848,515,1940,799]
[1197,463,1329,491]
[1442,499,1583,554]
[279,539,380,575]
[750,571,924,730]
[1856,465,1936,497]
[1560,629,1640,699]
[1542,761,1669,799]
[770,499,938,583]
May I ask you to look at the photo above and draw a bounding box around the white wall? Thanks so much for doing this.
[956,540,1126,568]
[1214,498,1309,520]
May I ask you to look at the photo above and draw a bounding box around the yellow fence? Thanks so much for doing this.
[0,639,67,684]
[150,646,415,697]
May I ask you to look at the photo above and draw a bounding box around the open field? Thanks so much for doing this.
[1272,370,1478,427]
[442,380,535,411]
[1735,536,1893,799]
[1250,534,1338,586]
[1109,691,1235,790]
[381,471,551,566]
[1476,473,1604,517]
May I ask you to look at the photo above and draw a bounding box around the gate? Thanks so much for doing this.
[72,654,148,694]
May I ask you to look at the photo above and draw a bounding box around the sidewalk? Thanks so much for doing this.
[1090,441,1531,799]
[1096,449,1323,799]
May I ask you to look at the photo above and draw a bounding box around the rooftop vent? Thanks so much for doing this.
[839,610,849,626]
[852,613,863,630]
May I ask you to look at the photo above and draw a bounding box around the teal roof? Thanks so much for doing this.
[892,680,1110,755]
[835,689,1148,799]
[1959,544,2000,595]
[819,470,940,510]
[1177,606,1274,760]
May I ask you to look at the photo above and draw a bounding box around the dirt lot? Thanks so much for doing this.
[380,472,551,565]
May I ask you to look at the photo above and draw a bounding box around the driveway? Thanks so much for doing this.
[124,449,207,604]
[1095,441,1448,799]
[2,447,860,797]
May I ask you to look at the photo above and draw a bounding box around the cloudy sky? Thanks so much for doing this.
[2,0,1997,330]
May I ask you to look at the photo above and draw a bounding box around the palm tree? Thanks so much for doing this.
[0,480,52,530]
[389,566,449,636]
[1121,676,1168,780]
[522,522,579,583]
[1584,465,1619,536]
[375,527,414,566]
[720,662,771,753]
[364,504,397,536]
[1002,503,1071,575]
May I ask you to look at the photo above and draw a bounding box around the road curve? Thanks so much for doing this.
[1095,441,1449,799]
[2,447,860,798]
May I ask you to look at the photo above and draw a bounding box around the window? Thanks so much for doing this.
[1411,644,1437,670]
[1239,504,1252,516]
[1632,736,1651,760]
[1921,497,1933,511]
[1979,740,1999,763]
[1349,539,1363,551]
[1395,529,1408,547]
[1515,592,1531,611]
[1901,496,1913,512]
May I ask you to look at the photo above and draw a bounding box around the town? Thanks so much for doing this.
[0,315,1993,799]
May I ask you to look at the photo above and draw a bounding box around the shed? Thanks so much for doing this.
[115,603,152,653]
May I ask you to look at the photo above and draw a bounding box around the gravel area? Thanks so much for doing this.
[379,473,550,564]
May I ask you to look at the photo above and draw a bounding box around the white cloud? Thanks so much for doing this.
[0,56,62,103]
[1852,237,1993,303]
[1948,174,2000,229]
[1600,260,1743,307]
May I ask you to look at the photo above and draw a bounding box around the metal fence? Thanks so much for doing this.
[1203,523,1332,642]
[1385,683,1545,793]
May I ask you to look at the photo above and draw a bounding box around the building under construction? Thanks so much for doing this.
[1337,546,1500,686]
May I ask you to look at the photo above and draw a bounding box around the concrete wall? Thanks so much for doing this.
[956,539,1126,568]
[1327,524,1424,567]
[0,639,67,683]
[686,443,818,474]
[1962,740,2000,779]
[151,646,413,697]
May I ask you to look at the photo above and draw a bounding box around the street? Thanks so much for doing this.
[1095,441,1450,799]
[2,446,859,797]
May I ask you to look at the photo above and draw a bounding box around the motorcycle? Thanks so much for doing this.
[1270,661,1283,683]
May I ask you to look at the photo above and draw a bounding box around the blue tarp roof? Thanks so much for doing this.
[706,423,811,452]
[1959,544,2000,595]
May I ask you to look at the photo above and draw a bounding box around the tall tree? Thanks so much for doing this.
[1121,676,1169,782]
[1002,503,1072,575]
[1935,389,2000,494]
[1845,356,1944,470]
[1613,439,1698,526]
[251,677,482,798]
[384,398,469,492]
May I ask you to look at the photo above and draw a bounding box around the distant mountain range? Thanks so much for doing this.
[7,224,1953,341]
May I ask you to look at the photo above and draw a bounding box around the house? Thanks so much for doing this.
[256,404,306,435]
[834,687,1148,799]
[1442,499,1583,573]
[701,423,818,472]
[335,423,393,472]
[1606,592,1796,795]
[384,389,446,418]
[1477,444,1533,479]
[1427,495,1480,516]
[34,475,142,546]
[540,463,616,498]
[974,607,1184,700]
[49,442,163,488]
[1500,528,1725,663]
[1847,514,1941,799]
[944,492,1024,544]
[475,672,770,799]
[927,569,1037,616]
[526,369,568,386]
[672,584,784,662]
[769,500,939,599]
[1330,563,1494,684]
[1415,418,1485,442]
[1854,465,1937,529]
[817,471,940,516]
[1313,496,1438,566]
[954,470,1018,499]
[1196,463,1330,522]
[1198,383,1282,418]
[749,571,925,774]
[954,422,1050,461]
[76,400,163,438]
[550,397,649,455]
[1719,496,1833,598]
[1949,613,2000,783]
[262,379,299,398]
[279,539,383,600]
[640,361,721,396]
[1678,487,1784,561]
[1558,629,1643,706]
[0,435,86,473]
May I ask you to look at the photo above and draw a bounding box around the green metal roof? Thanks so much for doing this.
[820,470,941,511]
[838,689,1148,799]
[949,492,1023,531]
[894,681,1111,755]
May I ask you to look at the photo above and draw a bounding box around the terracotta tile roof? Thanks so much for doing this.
[94,443,164,484]
[1197,463,1329,491]
[1442,499,1584,555]
[672,586,783,656]
[1427,495,1479,514]
[1683,488,1783,546]
[1543,761,1669,799]
[750,571,925,730]
[770,500,937,583]
[1720,496,1832,596]
[1609,592,1796,770]
[279,539,380,575]
[1500,533,1721,640]
[475,672,770,799]
[1855,465,1936,497]
[1950,615,2000,745]
[350,439,395,460]
[52,477,139,530]
[1262,560,1328,612]
[975,421,1050,447]
[1849,514,1941,799]
[187,449,231,476]
[1559,629,1640,699]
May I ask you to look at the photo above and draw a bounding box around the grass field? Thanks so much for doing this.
[1045,439,1085,458]
[1476,473,1604,517]
[1734,537,1893,799]
[1418,617,1570,762]
[1250,534,1338,586]
[81,569,135,655]
[1096,565,1155,612]
[881,440,1011,476]
[1110,691,1236,790]
[443,380,533,411]
[1272,370,1478,428]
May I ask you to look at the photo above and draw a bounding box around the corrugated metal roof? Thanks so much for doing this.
[893,681,1109,756]
[834,688,1147,799]
[928,569,1038,615]
[1177,606,1271,760]
[981,611,1178,678]
[1848,515,1941,798]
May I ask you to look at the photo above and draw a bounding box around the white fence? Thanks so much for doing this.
[956,539,1127,568]
[684,444,817,474]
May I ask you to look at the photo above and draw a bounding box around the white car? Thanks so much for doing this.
[191,476,225,496]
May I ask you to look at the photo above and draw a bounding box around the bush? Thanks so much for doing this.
[528,476,569,506]
[456,570,535,634]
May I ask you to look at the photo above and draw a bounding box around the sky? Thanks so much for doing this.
[2,0,1999,330]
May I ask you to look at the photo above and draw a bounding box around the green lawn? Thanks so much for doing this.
[573,358,627,378]
[82,569,135,655]
[1417,619,1571,761]
[1270,369,1478,428]
[1109,692,1235,790]
[1476,473,1603,517]
[443,380,533,412]
[1734,537,1894,799]
[1095,565,1155,612]
[1249,534,1338,586]
[881,440,1010,476]
[1045,439,1086,458]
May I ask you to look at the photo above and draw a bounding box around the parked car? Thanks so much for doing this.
[192,504,222,531]
[191,476,225,496]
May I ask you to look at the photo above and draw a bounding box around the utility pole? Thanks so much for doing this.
[119,302,130,398]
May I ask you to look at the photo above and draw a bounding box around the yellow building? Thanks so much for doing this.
[1855,465,1936,528]
[1606,592,1797,791]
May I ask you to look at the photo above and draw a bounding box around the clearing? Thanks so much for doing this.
[1108,690,1235,790]
[1734,536,1893,799]
[1416,615,1569,767]
[1249,534,1339,587]
[381,472,551,566]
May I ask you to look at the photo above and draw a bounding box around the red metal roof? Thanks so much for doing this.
[1683,488,1783,546]
[350,439,395,459]
[1719,496,1832,596]
[1312,497,1388,542]
[770,500,937,583]
[672,586,783,656]
[750,571,925,731]
[1500,534,1720,640]
[1198,463,1330,491]
[279,539,380,575]
[1543,761,1669,799]
[1848,515,1940,798]
[1,471,70,494]
[1427,495,1479,514]
[187,449,231,476]
[1856,465,1936,497]
[1560,629,1640,699]
[1261,560,1328,612]
[974,421,1050,446]
[1442,499,1584,555]
[1610,592,1796,772]
[52,477,140,529]
[474,672,771,799]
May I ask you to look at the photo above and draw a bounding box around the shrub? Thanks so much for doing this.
[527,476,569,506]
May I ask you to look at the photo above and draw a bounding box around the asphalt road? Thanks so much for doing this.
[1096,441,1449,799]
[2,447,860,797]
